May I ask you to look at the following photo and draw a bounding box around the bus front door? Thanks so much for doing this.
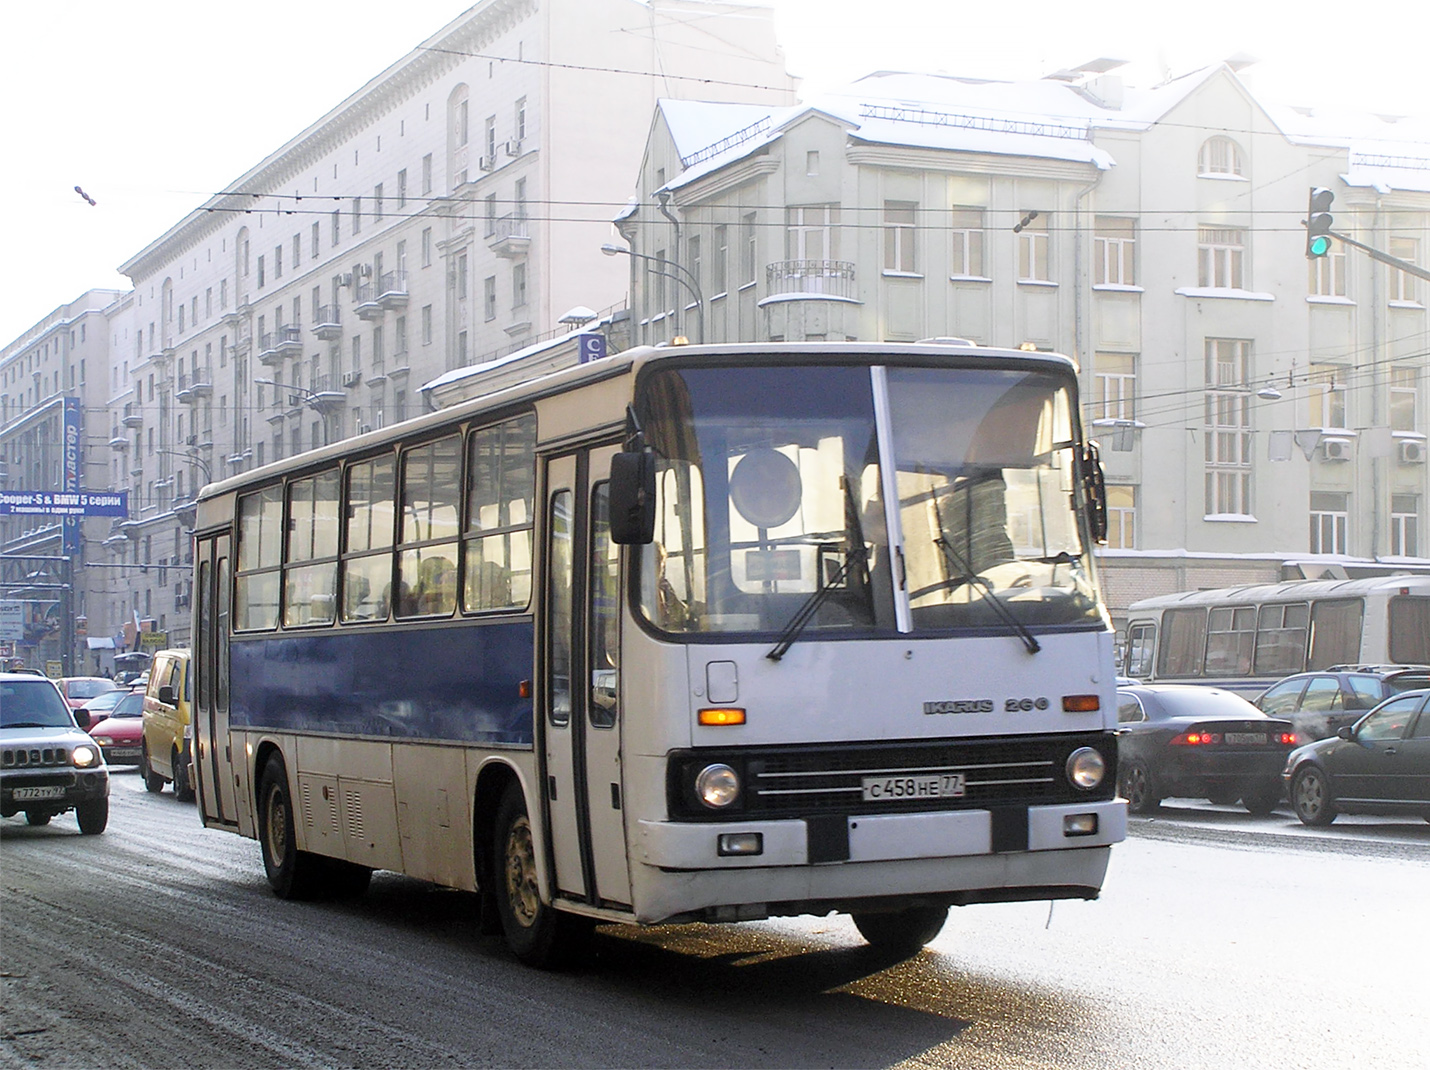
[543,446,631,910]
[195,534,239,828]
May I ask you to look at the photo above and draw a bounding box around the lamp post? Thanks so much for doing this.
[255,378,332,446]
[155,448,212,485]
[602,242,704,343]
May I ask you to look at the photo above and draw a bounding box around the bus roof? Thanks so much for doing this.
[1126,575,1430,613]
[195,340,1076,504]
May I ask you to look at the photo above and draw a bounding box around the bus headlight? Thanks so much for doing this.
[72,745,101,769]
[695,763,741,808]
[1066,747,1106,790]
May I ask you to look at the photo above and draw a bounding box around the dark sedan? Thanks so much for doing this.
[1117,685,1296,815]
[1284,689,1430,826]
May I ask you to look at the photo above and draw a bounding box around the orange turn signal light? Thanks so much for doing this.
[698,707,746,726]
[1062,694,1100,712]
[518,680,532,699]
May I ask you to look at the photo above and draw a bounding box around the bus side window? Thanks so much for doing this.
[1125,622,1155,678]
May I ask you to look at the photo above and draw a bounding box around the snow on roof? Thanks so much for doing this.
[1265,104,1430,193]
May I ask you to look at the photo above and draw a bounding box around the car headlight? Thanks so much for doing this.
[72,745,101,769]
[92,735,114,746]
[1066,747,1106,790]
[695,763,741,808]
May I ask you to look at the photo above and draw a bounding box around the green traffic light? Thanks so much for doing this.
[1309,234,1332,257]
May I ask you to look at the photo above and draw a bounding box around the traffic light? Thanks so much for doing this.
[1306,187,1334,259]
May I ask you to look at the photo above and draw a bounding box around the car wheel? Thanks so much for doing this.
[1291,766,1336,826]
[140,741,165,794]
[492,781,590,969]
[851,905,949,956]
[1120,760,1160,814]
[76,798,109,835]
[1241,780,1282,816]
[172,747,196,803]
[1206,787,1240,806]
[24,810,51,826]
[257,755,334,900]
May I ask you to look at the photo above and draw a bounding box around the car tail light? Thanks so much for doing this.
[1277,731,1297,745]
[1171,731,1221,745]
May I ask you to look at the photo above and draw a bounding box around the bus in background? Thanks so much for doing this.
[1121,576,1430,697]
[190,341,1124,968]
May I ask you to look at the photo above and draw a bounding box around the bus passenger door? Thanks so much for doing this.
[196,534,239,827]
[542,446,631,910]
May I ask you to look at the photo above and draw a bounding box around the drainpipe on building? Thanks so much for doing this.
[1072,173,1104,378]
[1371,196,1383,559]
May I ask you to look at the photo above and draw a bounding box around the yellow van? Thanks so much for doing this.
[141,649,194,801]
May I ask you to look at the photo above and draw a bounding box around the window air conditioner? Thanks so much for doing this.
[338,273,353,287]
[478,155,496,172]
[358,263,373,278]
[1321,438,1352,462]
[357,424,373,435]
[505,139,522,157]
[1399,439,1427,464]
[342,372,362,388]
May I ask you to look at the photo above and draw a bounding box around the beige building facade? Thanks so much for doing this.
[615,65,1430,631]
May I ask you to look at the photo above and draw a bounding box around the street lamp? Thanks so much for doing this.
[255,378,332,445]
[156,448,212,484]
[602,242,704,343]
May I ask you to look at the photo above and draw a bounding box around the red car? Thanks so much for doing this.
[58,676,120,710]
[86,690,146,766]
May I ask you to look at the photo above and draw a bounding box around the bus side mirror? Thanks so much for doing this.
[1081,440,1108,544]
[609,451,656,545]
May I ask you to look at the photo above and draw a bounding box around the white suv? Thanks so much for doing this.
[1,673,110,834]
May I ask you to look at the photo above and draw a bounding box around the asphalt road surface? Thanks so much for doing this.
[4,775,1427,1069]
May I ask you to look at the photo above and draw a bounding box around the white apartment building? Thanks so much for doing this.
[88,0,795,651]
[614,64,1430,629]
[0,289,127,672]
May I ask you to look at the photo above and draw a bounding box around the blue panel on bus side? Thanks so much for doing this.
[229,620,535,746]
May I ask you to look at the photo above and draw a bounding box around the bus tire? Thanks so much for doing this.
[492,782,590,969]
[76,798,109,835]
[140,742,166,794]
[172,747,196,802]
[852,905,948,955]
[257,755,331,900]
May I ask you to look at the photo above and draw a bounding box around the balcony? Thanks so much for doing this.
[312,305,342,341]
[367,361,387,387]
[108,431,128,451]
[258,324,303,366]
[763,260,859,301]
[354,281,384,321]
[121,404,143,429]
[307,375,348,411]
[487,213,530,258]
[388,350,411,379]
[175,372,213,404]
[377,270,409,310]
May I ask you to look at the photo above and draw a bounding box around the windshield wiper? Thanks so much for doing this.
[3,721,58,729]
[931,536,1040,654]
[767,476,872,662]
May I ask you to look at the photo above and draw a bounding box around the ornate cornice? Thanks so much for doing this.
[121,0,537,281]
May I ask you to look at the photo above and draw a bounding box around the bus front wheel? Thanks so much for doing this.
[492,782,590,969]
[258,756,338,900]
[852,905,949,955]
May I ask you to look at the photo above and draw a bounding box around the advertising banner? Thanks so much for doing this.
[0,490,129,517]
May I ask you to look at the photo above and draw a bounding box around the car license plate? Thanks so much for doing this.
[110,747,140,759]
[1224,733,1267,745]
[11,785,66,801]
[862,773,966,801]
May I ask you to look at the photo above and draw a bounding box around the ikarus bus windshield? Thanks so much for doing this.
[636,361,1102,644]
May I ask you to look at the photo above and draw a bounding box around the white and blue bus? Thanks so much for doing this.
[190,341,1124,966]
[1121,576,1430,697]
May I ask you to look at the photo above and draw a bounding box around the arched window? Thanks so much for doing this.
[1198,137,1244,177]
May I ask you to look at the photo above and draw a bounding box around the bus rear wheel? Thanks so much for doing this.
[852,905,949,955]
[492,782,590,969]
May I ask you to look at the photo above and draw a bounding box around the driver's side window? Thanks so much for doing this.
[1357,696,1422,741]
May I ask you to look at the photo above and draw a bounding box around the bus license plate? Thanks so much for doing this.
[1224,733,1266,745]
[11,786,66,801]
[862,773,966,801]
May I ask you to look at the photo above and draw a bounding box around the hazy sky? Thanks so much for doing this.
[2,0,1424,345]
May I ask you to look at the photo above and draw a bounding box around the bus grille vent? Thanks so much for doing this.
[344,789,365,840]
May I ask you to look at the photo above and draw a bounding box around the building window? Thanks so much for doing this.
[1309,245,1346,297]
[1017,211,1049,281]
[352,197,362,235]
[515,97,527,141]
[484,276,497,321]
[257,255,265,288]
[1094,217,1136,285]
[374,183,384,221]
[687,235,701,300]
[397,169,407,209]
[712,225,728,295]
[1198,227,1245,289]
[331,210,341,247]
[422,154,433,195]
[786,204,838,261]
[1307,363,1348,428]
[422,305,433,345]
[1391,494,1419,557]
[1205,338,1253,517]
[458,100,470,147]
[1309,492,1349,554]
[1093,352,1137,421]
[743,212,757,285]
[310,222,320,259]
[950,209,984,277]
[422,227,433,267]
[1390,237,1421,303]
[513,262,527,308]
[1105,485,1136,549]
[1390,365,1419,432]
[485,115,496,161]
[884,201,917,273]
[275,244,283,279]
[806,150,819,176]
[1198,136,1244,177]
